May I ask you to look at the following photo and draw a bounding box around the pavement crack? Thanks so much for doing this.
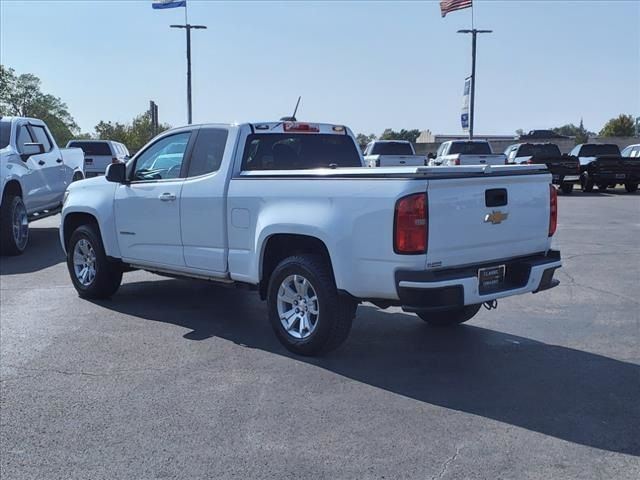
[431,446,461,480]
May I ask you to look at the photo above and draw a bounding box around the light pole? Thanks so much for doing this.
[457,29,492,139]
[170,23,207,125]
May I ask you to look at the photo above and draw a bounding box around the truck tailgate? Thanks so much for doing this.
[426,172,551,269]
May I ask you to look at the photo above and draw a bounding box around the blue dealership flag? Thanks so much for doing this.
[152,0,186,9]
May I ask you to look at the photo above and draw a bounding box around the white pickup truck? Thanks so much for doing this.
[60,121,561,355]
[431,140,507,166]
[364,140,426,167]
[1,116,84,255]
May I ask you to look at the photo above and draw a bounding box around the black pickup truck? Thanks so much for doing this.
[504,143,580,194]
[571,144,640,193]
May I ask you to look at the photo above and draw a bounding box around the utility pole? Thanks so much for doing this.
[170,23,206,124]
[457,29,492,139]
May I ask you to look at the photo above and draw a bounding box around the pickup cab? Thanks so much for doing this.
[431,140,506,166]
[572,143,640,193]
[60,121,562,356]
[363,140,426,167]
[504,143,580,194]
[1,116,84,255]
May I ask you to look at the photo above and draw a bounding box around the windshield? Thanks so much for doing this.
[242,134,361,170]
[370,142,414,156]
[449,142,492,155]
[68,141,112,156]
[580,144,620,157]
[0,121,11,149]
[517,144,561,158]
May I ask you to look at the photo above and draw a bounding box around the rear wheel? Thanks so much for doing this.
[625,183,638,193]
[580,173,594,193]
[560,183,574,195]
[267,254,357,356]
[67,224,122,299]
[417,304,482,328]
[597,183,608,191]
[0,193,29,256]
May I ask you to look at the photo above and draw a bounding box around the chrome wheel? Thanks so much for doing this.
[277,274,320,339]
[12,200,28,251]
[73,238,97,286]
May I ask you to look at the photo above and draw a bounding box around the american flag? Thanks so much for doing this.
[440,0,472,17]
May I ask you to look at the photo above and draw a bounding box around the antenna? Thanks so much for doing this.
[280,96,301,122]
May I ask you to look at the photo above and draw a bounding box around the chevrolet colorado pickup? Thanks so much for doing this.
[1,117,84,255]
[504,142,580,194]
[363,140,426,167]
[572,143,640,193]
[60,121,562,355]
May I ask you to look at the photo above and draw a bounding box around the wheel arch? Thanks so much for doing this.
[2,179,23,200]
[62,212,101,253]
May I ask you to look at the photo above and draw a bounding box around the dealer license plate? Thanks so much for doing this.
[478,265,505,295]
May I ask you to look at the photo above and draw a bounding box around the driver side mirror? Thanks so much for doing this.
[21,143,44,161]
[106,162,127,183]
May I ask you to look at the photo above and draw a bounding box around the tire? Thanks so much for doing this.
[580,173,594,193]
[66,224,122,299]
[560,183,574,195]
[417,304,482,328]
[597,184,608,192]
[0,193,29,256]
[267,254,357,356]
[72,171,84,182]
[625,183,638,193]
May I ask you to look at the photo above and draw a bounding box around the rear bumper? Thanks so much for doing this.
[395,250,561,312]
[587,172,639,183]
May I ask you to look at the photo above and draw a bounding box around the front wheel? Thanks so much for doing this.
[417,304,482,327]
[580,173,594,193]
[0,193,29,256]
[560,183,574,195]
[67,224,122,299]
[625,183,638,193]
[267,255,357,356]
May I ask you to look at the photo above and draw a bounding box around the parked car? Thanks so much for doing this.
[66,140,130,177]
[1,116,84,255]
[517,130,569,140]
[363,140,425,167]
[430,140,506,166]
[504,143,580,194]
[571,143,640,193]
[621,144,640,158]
[60,121,561,356]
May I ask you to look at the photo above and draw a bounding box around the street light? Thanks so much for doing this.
[457,29,492,139]
[170,23,207,125]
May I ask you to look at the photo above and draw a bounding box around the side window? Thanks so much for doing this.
[132,132,191,181]
[17,125,34,152]
[30,126,53,152]
[186,128,228,177]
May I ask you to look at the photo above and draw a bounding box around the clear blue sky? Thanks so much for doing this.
[1,0,638,136]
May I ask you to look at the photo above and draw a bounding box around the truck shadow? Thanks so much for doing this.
[0,227,64,274]
[95,278,639,457]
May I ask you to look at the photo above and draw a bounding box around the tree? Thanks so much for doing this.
[379,128,421,143]
[94,111,170,151]
[356,133,376,150]
[0,65,79,145]
[515,129,525,136]
[553,119,592,144]
[599,114,635,137]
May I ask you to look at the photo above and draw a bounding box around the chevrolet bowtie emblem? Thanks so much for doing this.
[484,210,508,224]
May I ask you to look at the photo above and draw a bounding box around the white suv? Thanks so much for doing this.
[66,140,130,177]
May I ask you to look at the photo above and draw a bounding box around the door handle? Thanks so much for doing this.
[56,158,63,164]
[38,160,45,166]
[159,192,176,201]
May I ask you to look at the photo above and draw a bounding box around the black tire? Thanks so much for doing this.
[560,183,574,195]
[0,193,28,256]
[267,254,357,356]
[580,173,594,193]
[625,183,638,193]
[597,183,608,192]
[417,304,482,328]
[66,224,122,299]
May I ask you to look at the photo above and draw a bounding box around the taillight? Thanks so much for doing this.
[394,193,427,254]
[453,157,460,166]
[549,185,558,237]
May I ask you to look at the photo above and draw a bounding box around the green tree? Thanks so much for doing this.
[379,128,421,143]
[553,119,592,144]
[94,111,170,151]
[356,133,376,150]
[0,65,79,145]
[599,114,636,137]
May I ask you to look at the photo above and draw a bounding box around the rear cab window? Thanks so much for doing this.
[579,144,621,157]
[0,121,11,149]
[68,141,113,156]
[449,141,492,155]
[370,142,414,156]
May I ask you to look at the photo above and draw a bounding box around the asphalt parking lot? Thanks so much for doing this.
[1,189,639,479]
